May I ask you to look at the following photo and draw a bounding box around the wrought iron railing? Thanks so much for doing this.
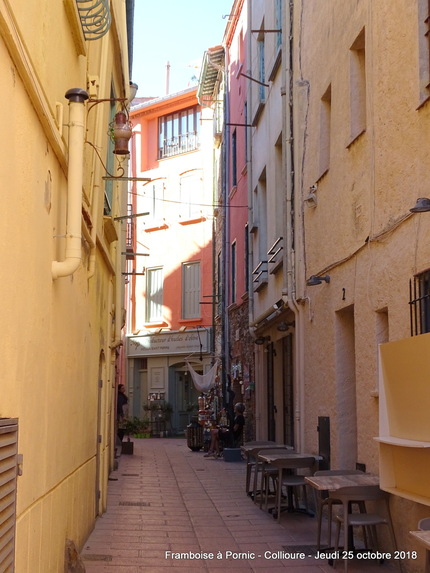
[409,270,430,336]
[76,0,111,40]
[159,132,200,159]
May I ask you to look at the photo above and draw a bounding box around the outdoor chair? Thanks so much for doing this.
[419,517,430,530]
[313,469,365,550]
[257,448,295,510]
[332,485,399,572]
[273,456,315,521]
[243,441,276,495]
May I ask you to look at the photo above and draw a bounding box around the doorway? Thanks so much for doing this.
[335,305,357,467]
[282,334,295,447]
[171,366,200,434]
[267,342,276,441]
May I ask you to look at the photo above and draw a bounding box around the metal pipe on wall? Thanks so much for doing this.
[52,88,89,280]
[282,0,305,451]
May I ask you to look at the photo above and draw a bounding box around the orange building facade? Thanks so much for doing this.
[125,87,215,434]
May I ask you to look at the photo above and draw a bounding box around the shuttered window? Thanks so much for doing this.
[182,262,201,319]
[146,267,163,322]
[0,418,18,572]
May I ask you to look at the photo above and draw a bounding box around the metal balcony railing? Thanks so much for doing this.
[159,132,200,159]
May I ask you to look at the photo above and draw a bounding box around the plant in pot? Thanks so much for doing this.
[134,417,151,438]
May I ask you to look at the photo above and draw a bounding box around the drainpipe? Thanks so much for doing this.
[282,1,305,451]
[52,88,89,280]
[222,66,230,407]
[247,0,255,338]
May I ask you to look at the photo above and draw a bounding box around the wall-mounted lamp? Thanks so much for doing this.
[254,336,270,345]
[307,274,330,286]
[304,184,318,208]
[410,197,430,213]
[87,81,138,158]
[110,111,133,155]
[129,82,138,104]
[277,321,295,332]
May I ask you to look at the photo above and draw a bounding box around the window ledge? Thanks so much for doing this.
[253,279,268,293]
[347,128,366,149]
[179,216,206,226]
[374,436,430,448]
[252,101,265,126]
[269,259,283,274]
[179,319,203,325]
[145,223,169,232]
[103,216,118,243]
[229,186,237,200]
[268,46,282,82]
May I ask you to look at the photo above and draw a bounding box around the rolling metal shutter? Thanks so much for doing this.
[0,419,18,572]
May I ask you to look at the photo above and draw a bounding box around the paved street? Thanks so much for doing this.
[80,438,400,572]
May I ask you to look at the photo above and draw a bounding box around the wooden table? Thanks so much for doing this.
[240,443,293,496]
[258,452,317,519]
[305,473,379,491]
[305,473,380,559]
[410,530,430,572]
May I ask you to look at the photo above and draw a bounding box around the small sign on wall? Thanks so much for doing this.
[150,366,164,389]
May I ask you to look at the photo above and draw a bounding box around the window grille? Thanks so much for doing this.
[0,418,18,573]
[76,0,111,40]
[409,270,430,336]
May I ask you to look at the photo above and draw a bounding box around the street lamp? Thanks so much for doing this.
[410,198,430,213]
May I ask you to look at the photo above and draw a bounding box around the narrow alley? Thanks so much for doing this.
[80,439,400,572]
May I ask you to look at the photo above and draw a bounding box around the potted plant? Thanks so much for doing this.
[134,417,151,438]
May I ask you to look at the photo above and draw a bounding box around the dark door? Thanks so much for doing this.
[267,342,276,441]
[282,334,295,447]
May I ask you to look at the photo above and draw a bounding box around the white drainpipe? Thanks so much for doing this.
[282,1,305,451]
[52,88,89,280]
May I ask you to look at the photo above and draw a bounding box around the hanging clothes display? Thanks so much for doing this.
[186,360,219,393]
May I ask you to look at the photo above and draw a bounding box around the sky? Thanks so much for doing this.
[132,0,234,98]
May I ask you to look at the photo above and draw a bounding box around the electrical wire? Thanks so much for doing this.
[127,187,250,209]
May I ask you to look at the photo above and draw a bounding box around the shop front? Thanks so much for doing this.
[127,328,213,435]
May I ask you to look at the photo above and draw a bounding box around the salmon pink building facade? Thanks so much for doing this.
[126,88,215,435]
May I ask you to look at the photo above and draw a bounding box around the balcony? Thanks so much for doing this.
[159,132,200,159]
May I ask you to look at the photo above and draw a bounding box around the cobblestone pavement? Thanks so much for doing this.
[80,438,402,572]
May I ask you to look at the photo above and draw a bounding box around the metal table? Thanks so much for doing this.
[240,443,293,497]
[258,451,317,519]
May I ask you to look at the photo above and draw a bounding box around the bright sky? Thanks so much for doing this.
[132,0,234,98]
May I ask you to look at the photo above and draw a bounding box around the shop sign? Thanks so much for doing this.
[127,329,210,357]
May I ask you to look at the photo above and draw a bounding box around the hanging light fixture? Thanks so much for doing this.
[306,274,330,286]
[410,198,430,213]
[111,111,133,155]
[254,336,270,345]
[277,321,295,332]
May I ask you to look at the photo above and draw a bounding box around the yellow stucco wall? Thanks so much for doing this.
[295,1,430,569]
[0,0,130,569]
